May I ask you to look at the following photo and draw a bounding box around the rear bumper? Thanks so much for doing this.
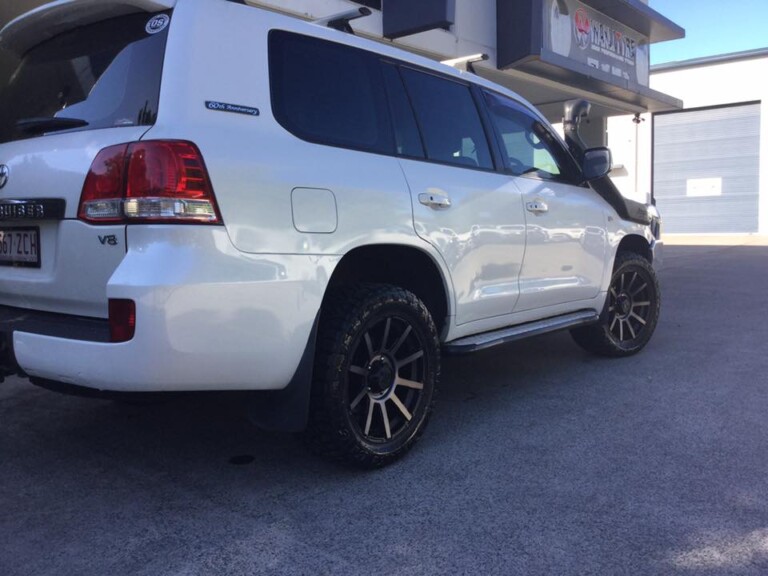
[6,226,338,392]
[0,306,109,379]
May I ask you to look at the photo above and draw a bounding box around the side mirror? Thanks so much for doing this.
[582,147,612,181]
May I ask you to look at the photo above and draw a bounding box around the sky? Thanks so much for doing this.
[649,0,768,64]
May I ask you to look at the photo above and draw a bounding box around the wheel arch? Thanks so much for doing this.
[616,233,652,263]
[324,244,451,337]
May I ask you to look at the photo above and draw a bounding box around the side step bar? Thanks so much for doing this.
[443,310,599,355]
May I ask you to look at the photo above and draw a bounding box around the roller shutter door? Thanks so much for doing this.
[653,103,761,233]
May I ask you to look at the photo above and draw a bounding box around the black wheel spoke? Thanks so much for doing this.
[630,311,647,325]
[364,332,375,358]
[627,272,638,292]
[350,387,368,410]
[390,325,412,356]
[380,402,392,439]
[396,349,423,369]
[390,394,412,421]
[349,365,367,376]
[396,376,423,390]
[381,318,391,353]
[364,400,375,436]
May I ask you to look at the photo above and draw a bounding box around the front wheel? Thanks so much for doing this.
[571,252,661,357]
[305,284,440,468]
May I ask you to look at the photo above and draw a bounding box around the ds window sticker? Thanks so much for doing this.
[146,14,170,34]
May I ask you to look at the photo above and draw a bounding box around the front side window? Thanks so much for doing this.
[483,91,580,183]
[400,68,493,170]
[269,30,392,154]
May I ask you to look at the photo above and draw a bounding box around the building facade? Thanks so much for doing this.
[1,0,685,133]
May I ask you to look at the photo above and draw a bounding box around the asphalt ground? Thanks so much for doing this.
[2,243,768,575]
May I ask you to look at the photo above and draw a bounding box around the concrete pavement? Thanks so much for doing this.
[2,243,768,575]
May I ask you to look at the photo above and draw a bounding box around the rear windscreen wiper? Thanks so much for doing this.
[16,117,89,135]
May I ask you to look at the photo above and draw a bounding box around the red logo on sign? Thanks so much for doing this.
[574,8,591,49]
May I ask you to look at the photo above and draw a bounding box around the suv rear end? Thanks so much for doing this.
[0,0,325,394]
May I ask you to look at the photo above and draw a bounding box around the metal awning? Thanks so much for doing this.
[498,48,683,118]
[578,0,684,43]
[496,0,685,116]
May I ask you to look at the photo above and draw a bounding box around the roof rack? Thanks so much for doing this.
[313,7,372,34]
[441,53,489,74]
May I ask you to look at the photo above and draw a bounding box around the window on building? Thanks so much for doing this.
[269,31,392,154]
[400,68,493,170]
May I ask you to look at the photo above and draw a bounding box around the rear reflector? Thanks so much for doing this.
[109,299,136,343]
[79,141,220,224]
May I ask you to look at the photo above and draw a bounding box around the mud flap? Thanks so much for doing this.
[247,314,319,433]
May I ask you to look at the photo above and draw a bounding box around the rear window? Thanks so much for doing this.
[269,30,393,154]
[0,12,170,144]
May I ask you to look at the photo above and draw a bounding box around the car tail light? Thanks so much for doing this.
[79,141,221,224]
[109,299,136,343]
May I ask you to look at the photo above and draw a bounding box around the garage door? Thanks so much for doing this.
[653,102,761,233]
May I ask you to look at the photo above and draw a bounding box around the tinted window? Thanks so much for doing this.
[0,12,169,144]
[351,0,382,9]
[269,31,392,154]
[484,91,579,183]
[400,68,493,170]
[382,64,424,158]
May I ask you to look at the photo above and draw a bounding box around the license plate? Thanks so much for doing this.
[0,227,40,267]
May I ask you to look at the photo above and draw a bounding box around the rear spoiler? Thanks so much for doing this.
[0,0,175,54]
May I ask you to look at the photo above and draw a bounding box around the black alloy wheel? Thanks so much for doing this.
[571,252,660,357]
[306,284,439,468]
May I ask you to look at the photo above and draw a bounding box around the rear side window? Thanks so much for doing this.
[269,31,392,154]
[400,68,493,170]
[381,63,424,159]
[0,12,169,144]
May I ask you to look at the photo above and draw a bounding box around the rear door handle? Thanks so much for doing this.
[419,192,452,209]
[526,200,548,214]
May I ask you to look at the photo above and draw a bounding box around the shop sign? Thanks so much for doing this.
[543,0,650,87]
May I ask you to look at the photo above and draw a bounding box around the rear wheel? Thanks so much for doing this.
[305,284,439,468]
[571,252,660,357]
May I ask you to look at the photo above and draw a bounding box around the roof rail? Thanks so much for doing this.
[441,53,489,74]
[313,7,372,34]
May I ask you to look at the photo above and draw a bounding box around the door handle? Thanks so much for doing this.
[419,192,452,209]
[526,200,548,214]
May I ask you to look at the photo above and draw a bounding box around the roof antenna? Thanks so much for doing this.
[313,7,372,34]
[441,53,489,74]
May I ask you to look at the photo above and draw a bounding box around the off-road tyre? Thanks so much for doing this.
[305,284,440,468]
[571,252,660,357]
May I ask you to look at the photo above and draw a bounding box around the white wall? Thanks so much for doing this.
[249,0,498,64]
[607,112,652,204]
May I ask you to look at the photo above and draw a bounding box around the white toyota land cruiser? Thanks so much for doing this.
[0,0,661,467]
